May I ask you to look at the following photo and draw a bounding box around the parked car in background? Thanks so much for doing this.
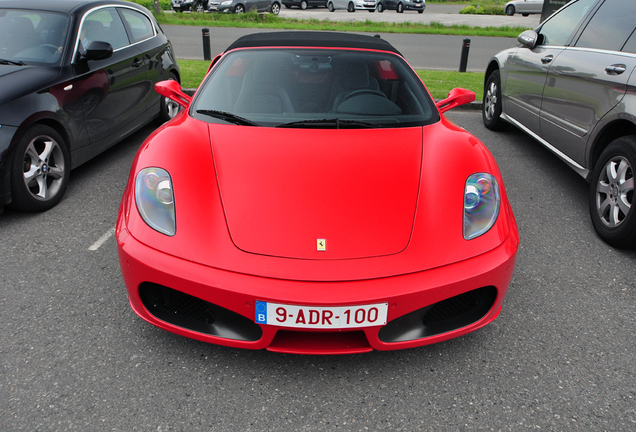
[377,0,424,13]
[483,0,636,248]
[504,0,543,16]
[208,0,281,14]
[327,0,377,12]
[282,0,327,9]
[0,0,180,213]
[171,0,209,12]
[117,31,518,353]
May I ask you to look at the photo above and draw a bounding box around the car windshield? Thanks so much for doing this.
[0,9,71,66]
[191,48,439,128]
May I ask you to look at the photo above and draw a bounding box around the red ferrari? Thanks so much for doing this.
[117,31,519,354]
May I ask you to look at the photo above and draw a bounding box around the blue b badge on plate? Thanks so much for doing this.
[255,301,267,324]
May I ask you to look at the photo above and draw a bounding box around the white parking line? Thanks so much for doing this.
[89,227,116,251]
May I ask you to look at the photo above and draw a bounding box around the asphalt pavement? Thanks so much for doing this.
[163,4,539,71]
[2,111,636,431]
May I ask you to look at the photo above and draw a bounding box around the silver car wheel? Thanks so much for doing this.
[165,97,181,119]
[22,135,65,202]
[484,80,497,121]
[595,156,633,228]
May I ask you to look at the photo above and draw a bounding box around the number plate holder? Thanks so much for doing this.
[255,301,388,329]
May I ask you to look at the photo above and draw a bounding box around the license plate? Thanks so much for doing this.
[255,301,388,329]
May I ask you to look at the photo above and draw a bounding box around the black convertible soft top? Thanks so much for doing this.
[225,31,402,56]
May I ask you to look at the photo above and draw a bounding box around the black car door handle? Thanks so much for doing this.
[132,58,143,68]
[605,64,626,75]
[541,55,553,64]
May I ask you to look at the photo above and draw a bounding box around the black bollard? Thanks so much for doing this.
[459,38,470,73]
[202,28,211,61]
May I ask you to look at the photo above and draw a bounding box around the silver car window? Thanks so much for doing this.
[575,0,636,51]
[538,0,596,46]
[119,8,155,44]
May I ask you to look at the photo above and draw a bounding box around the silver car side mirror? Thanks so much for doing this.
[518,30,538,49]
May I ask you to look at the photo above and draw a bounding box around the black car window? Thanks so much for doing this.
[81,8,129,51]
[622,29,636,54]
[119,8,154,44]
[0,9,70,65]
[575,0,636,51]
[538,0,595,47]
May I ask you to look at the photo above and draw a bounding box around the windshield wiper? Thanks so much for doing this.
[196,109,259,126]
[0,58,26,66]
[277,118,377,129]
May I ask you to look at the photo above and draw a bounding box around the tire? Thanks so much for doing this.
[159,72,181,123]
[194,1,205,12]
[9,125,70,212]
[396,2,403,13]
[347,2,355,12]
[271,2,281,14]
[234,4,245,13]
[284,4,292,8]
[505,5,514,15]
[377,2,383,12]
[417,8,423,13]
[368,8,374,12]
[300,0,308,9]
[522,13,529,17]
[328,2,334,11]
[589,136,636,249]
[482,69,508,131]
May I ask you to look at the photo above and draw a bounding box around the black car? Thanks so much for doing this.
[377,0,425,13]
[171,0,209,12]
[0,0,180,213]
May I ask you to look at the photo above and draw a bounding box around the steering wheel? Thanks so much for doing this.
[40,44,61,54]
[341,89,387,103]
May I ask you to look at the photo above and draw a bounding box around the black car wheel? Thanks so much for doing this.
[505,5,515,15]
[589,137,636,248]
[271,1,281,13]
[234,4,245,12]
[377,2,383,12]
[328,2,335,11]
[159,72,181,123]
[284,4,292,7]
[396,2,403,13]
[417,8,423,13]
[482,69,508,131]
[194,1,206,11]
[10,125,70,212]
[347,1,355,12]
[300,0,308,9]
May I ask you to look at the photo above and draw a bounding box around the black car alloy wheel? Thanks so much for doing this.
[589,136,636,248]
[10,125,70,212]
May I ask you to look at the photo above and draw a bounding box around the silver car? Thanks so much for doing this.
[504,0,543,16]
[327,0,378,12]
[483,0,636,248]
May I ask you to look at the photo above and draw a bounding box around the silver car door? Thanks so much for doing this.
[539,0,636,166]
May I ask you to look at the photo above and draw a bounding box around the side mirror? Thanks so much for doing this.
[84,41,113,61]
[517,30,538,49]
[436,88,476,113]
[155,79,192,109]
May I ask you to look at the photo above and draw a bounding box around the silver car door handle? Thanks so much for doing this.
[541,55,553,64]
[605,64,626,75]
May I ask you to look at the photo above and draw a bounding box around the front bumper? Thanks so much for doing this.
[356,1,378,10]
[208,3,234,12]
[117,214,518,354]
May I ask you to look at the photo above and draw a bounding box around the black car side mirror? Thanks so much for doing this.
[517,30,538,49]
[83,41,113,61]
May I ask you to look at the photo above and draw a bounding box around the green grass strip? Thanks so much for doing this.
[176,59,484,100]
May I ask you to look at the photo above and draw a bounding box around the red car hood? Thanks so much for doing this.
[211,125,422,260]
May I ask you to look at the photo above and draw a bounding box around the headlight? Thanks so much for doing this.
[463,173,500,240]
[135,167,176,236]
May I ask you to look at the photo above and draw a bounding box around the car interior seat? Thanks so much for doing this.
[233,58,295,114]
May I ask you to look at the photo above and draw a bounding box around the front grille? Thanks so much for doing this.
[139,283,262,342]
[378,286,498,343]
